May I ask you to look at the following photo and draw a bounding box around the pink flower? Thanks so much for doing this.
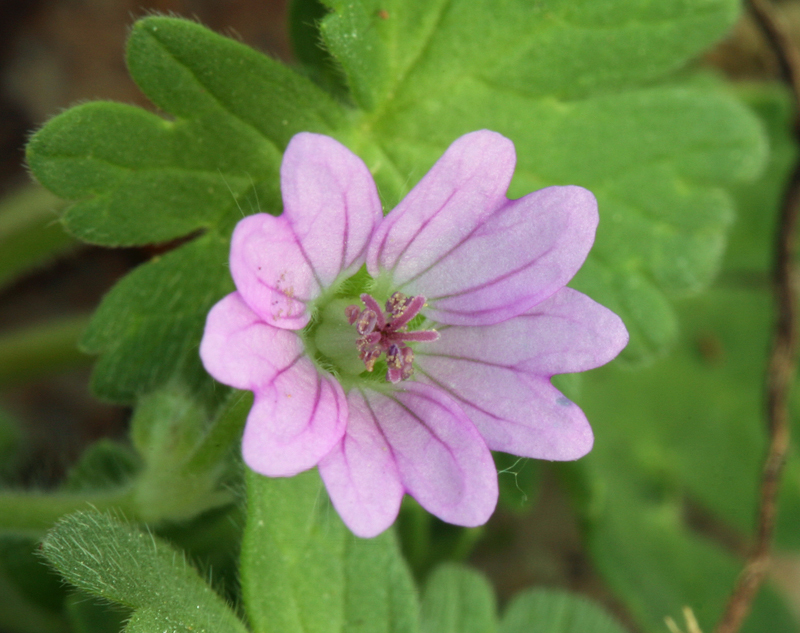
[200,131,628,537]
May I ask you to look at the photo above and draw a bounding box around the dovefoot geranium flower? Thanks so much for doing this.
[200,130,628,537]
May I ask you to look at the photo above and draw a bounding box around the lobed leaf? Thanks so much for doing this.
[80,235,232,402]
[572,85,800,632]
[26,15,346,401]
[320,0,740,111]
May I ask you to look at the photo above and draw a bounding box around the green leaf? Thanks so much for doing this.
[41,510,248,633]
[80,235,232,402]
[127,17,344,147]
[314,0,767,362]
[320,0,740,111]
[155,503,245,606]
[27,16,345,248]
[26,15,345,401]
[420,564,497,633]
[240,469,419,633]
[499,588,627,633]
[576,462,795,633]
[27,101,276,246]
[570,86,800,626]
[290,0,349,98]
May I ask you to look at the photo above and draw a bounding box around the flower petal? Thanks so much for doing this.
[231,133,382,329]
[319,389,404,538]
[241,363,347,477]
[368,130,515,285]
[201,292,347,476]
[363,383,498,527]
[229,214,318,329]
[419,288,628,376]
[368,131,598,325]
[415,360,594,461]
[411,186,598,325]
[281,133,383,284]
[412,289,627,459]
[199,292,302,391]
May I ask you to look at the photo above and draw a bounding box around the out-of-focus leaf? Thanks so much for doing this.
[420,564,497,633]
[500,588,627,633]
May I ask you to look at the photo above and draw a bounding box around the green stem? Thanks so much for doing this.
[0,315,92,385]
[184,390,252,473]
[0,487,136,538]
[0,184,75,290]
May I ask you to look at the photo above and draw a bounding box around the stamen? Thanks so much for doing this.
[360,294,386,330]
[345,304,360,325]
[400,347,415,380]
[388,330,440,343]
[386,292,412,317]
[355,309,377,335]
[387,295,426,330]
[346,292,438,383]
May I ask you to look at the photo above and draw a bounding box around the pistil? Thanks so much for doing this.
[346,291,439,383]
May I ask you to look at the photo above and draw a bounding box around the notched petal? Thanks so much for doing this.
[282,132,382,285]
[242,361,348,477]
[415,357,594,461]
[421,287,628,376]
[368,130,516,281]
[364,383,498,527]
[413,185,599,326]
[319,389,404,538]
[229,134,381,329]
[199,292,303,390]
[229,214,317,330]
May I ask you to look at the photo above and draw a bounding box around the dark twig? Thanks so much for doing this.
[715,2,800,632]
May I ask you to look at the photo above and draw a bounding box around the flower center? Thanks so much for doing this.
[345,292,439,384]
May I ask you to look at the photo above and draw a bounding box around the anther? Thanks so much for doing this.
[345,304,360,325]
[355,309,377,335]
